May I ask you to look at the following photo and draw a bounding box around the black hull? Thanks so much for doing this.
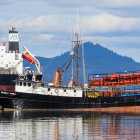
[0,92,140,109]
[0,74,18,91]
[0,74,18,85]
[0,73,42,85]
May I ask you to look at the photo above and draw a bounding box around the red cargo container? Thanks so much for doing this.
[117,75,124,80]
[104,81,111,86]
[100,79,104,86]
[119,80,124,85]
[124,79,131,85]
[124,74,130,80]
[135,73,140,80]
[110,73,117,81]
[112,81,118,85]
[103,76,110,81]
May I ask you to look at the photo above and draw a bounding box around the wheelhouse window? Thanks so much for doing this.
[23,83,26,86]
[20,82,22,86]
[28,83,31,87]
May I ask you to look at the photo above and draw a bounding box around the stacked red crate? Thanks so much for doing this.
[89,72,140,87]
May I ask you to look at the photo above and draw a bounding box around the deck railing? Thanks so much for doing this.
[42,79,84,88]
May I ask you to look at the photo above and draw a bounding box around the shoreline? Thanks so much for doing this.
[2,106,140,114]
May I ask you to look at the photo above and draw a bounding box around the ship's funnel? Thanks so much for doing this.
[9,27,19,53]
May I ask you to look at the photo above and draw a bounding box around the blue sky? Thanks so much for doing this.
[1,0,140,62]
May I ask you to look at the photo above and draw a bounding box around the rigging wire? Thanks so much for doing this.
[42,57,55,73]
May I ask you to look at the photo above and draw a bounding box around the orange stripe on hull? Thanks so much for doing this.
[76,106,140,114]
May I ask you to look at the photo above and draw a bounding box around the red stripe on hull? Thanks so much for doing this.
[0,85,15,91]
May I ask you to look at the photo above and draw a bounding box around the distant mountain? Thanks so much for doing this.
[24,42,140,81]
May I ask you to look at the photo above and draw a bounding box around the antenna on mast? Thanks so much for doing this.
[71,17,74,81]
[81,16,86,88]
[77,8,79,34]
[70,9,85,87]
[75,8,79,87]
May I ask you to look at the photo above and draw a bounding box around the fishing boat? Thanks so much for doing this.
[0,28,140,110]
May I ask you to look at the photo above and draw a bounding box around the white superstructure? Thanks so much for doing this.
[0,43,23,74]
[0,27,23,74]
[15,80,83,97]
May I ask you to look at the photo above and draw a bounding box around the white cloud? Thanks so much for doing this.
[101,0,140,8]
[15,15,70,34]
[2,0,140,9]
[0,13,139,42]
[84,13,138,33]
[39,34,53,40]
[38,0,140,8]
[13,13,140,34]
[0,13,140,62]
[0,13,139,35]
[15,15,64,32]
[0,15,68,34]
[0,0,140,62]
[85,36,140,45]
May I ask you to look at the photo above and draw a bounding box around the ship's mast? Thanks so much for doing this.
[76,33,79,86]
[76,8,79,87]
[71,17,74,81]
[70,11,85,87]
[72,33,80,87]
[72,9,82,87]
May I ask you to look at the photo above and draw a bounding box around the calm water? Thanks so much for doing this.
[0,110,140,140]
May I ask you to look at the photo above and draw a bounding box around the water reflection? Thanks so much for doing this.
[0,110,140,140]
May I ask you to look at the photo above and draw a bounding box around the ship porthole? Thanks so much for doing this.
[23,83,26,86]
[28,83,31,87]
